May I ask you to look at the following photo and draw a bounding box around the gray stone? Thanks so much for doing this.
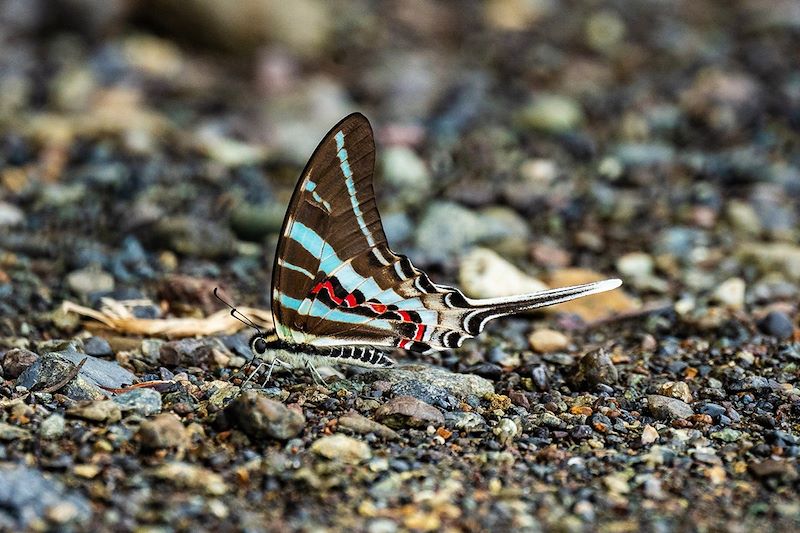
[229,202,285,241]
[614,143,675,167]
[337,412,399,440]
[443,411,487,431]
[389,379,457,410]
[39,414,66,440]
[373,396,445,429]
[0,201,24,227]
[227,390,306,440]
[159,338,219,367]
[83,336,113,357]
[113,388,162,416]
[381,146,432,205]
[0,465,92,529]
[414,202,528,263]
[647,395,694,420]
[758,311,795,340]
[356,364,494,401]
[66,266,115,296]
[58,350,136,389]
[16,353,105,400]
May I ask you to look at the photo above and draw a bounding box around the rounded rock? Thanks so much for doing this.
[758,311,795,340]
[310,434,372,464]
[572,349,618,389]
[66,267,115,296]
[529,329,570,353]
[227,390,306,440]
[373,396,445,429]
[647,395,693,420]
[3,348,38,379]
[138,413,188,450]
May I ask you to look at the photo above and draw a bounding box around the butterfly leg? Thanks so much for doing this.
[261,358,290,387]
[304,360,326,386]
[242,361,266,387]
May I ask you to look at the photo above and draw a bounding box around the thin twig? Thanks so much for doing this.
[37,358,87,394]
[98,380,174,394]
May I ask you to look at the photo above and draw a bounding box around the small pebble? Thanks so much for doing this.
[310,434,372,464]
[529,329,569,353]
[66,267,115,296]
[658,381,693,404]
[647,395,694,420]
[338,412,400,440]
[227,390,306,440]
[373,396,445,429]
[710,277,746,309]
[113,388,163,416]
[83,336,113,357]
[67,400,122,423]
[2,348,38,378]
[641,424,659,445]
[138,413,188,450]
[39,413,66,440]
[572,349,618,389]
[758,311,795,340]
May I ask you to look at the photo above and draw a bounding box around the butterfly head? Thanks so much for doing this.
[249,332,282,358]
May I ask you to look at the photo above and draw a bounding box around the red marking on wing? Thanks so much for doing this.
[344,294,358,308]
[397,310,412,322]
[366,302,387,314]
[413,324,425,341]
[397,338,410,349]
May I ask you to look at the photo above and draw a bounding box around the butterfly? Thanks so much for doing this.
[235,113,621,379]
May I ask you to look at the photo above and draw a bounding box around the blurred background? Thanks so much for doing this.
[0,0,798,327]
[1,2,800,531]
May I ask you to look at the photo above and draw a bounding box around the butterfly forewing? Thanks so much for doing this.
[271,113,622,353]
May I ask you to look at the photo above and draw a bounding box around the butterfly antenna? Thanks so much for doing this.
[213,287,263,334]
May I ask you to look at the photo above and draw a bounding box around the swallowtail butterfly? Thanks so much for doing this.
[244,113,621,375]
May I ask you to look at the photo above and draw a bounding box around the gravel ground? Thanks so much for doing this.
[0,1,799,531]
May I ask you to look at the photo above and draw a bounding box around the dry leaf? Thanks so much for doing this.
[60,298,272,338]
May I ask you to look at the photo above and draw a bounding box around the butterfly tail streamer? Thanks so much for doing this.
[426,279,623,350]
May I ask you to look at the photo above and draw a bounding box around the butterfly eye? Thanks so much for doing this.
[253,337,268,354]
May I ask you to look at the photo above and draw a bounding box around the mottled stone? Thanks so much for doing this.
[39,414,66,440]
[67,400,122,423]
[572,349,618,389]
[113,388,162,416]
[227,390,306,440]
[138,414,188,450]
[658,381,693,404]
[374,396,445,429]
[3,348,38,378]
[338,412,400,440]
[647,395,693,420]
[310,434,372,464]
[357,365,494,401]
